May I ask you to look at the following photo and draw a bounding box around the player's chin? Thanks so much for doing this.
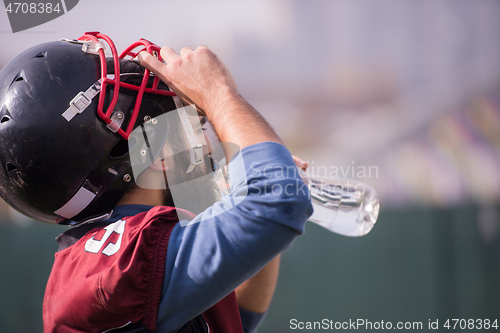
[148,155,214,177]
[149,159,170,172]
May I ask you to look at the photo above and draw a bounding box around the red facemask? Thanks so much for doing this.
[77,31,175,140]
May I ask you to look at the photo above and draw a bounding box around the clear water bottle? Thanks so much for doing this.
[213,155,379,237]
[299,169,380,237]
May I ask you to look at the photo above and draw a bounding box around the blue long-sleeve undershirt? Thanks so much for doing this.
[110,142,313,333]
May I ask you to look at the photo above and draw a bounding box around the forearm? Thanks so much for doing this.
[206,92,282,150]
[235,255,280,314]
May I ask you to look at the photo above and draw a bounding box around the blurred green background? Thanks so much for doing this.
[264,206,500,332]
[1,0,500,332]
[2,205,500,332]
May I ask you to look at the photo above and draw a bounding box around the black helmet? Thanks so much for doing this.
[0,32,176,225]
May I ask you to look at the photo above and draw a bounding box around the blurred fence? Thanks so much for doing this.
[262,205,500,332]
[1,205,499,332]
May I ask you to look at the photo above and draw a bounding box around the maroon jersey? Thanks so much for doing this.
[43,206,243,333]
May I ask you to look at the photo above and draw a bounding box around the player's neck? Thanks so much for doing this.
[116,187,167,207]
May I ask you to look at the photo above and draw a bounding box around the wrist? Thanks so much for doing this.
[203,86,242,118]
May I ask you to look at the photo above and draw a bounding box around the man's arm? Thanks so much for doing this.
[139,46,281,150]
[156,143,312,331]
[140,46,287,316]
[235,156,307,314]
[235,255,280,313]
[140,47,313,332]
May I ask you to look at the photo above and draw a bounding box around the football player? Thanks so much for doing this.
[0,32,312,332]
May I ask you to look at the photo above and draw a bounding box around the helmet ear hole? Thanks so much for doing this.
[6,162,17,172]
[109,139,129,159]
[32,51,46,59]
[9,71,25,87]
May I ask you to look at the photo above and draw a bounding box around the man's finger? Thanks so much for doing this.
[159,46,179,63]
[180,46,193,55]
[137,51,173,87]
[292,155,308,171]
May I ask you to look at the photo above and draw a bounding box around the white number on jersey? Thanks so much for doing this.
[85,220,125,256]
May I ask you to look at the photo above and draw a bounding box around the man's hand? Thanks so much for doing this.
[138,46,238,116]
[292,155,308,171]
[138,45,282,149]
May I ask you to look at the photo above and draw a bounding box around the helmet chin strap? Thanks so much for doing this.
[54,180,99,220]
[172,95,204,173]
[62,79,102,121]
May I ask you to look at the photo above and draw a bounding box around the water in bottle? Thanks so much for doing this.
[299,169,380,237]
